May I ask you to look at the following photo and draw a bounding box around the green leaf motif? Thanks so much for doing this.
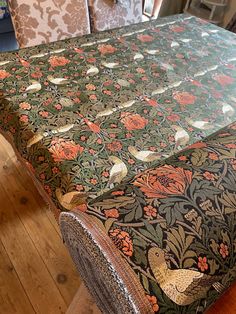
[191,149,208,167]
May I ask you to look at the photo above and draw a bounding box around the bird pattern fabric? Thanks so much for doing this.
[0,13,236,313]
[0,14,236,217]
[86,123,236,313]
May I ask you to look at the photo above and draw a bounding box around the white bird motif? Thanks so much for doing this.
[172,125,190,148]
[102,62,120,69]
[151,87,167,95]
[96,108,116,118]
[108,156,128,186]
[50,48,66,54]
[185,118,214,130]
[180,38,191,43]
[128,146,163,162]
[29,52,49,59]
[118,100,136,109]
[0,60,11,65]
[25,80,42,93]
[171,41,180,48]
[86,66,99,76]
[134,53,144,61]
[146,49,159,55]
[47,75,69,85]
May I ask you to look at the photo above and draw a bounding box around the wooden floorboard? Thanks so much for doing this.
[0,239,35,314]
[0,136,81,314]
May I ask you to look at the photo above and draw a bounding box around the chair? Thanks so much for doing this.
[88,0,143,32]
[8,0,91,48]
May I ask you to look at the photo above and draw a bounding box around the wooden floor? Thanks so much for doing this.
[0,135,81,314]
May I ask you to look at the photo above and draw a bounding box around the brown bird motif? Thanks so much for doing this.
[148,247,224,306]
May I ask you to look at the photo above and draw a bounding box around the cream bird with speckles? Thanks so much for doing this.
[148,247,223,306]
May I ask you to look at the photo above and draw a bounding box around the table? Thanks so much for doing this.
[1,13,236,314]
[0,13,236,216]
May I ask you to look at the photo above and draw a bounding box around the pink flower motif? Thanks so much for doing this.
[19,114,29,123]
[198,256,208,272]
[19,102,31,110]
[219,243,229,259]
[39,111,49,118]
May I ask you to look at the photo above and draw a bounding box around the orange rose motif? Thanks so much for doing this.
[98,44,117,55]
[137,34,154,42]
[0,70,10,79]
[49,138,84,162]
[49,56,70,67]
[121,112,148,131]
[106,140,123,152]
[109,228,133,257]
[133,165,192,199]
[173,92,196,106]
[214,74,234,86]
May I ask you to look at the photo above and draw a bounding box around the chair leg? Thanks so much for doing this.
[66,282,101,314]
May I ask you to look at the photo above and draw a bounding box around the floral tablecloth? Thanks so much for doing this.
[0,14,236,216]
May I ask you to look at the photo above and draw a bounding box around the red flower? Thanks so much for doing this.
[39,111,49,118]
[98,44,117,55]
[203,171,216,181]
[106,140,123,152]
[167,114,180,122]
[146,295,159,313]
[214,74,234,86]
[219,243,229,259]
[198,256,208,272]
[178,155,187,161]
[208,152,219,160]
[173,92,196,106]
[171,25,185,32]
[121,112,148,131]
[133,165,192,199]
[109,228,133,257]
[137,34,154,42]
[31,71,43,78]
[49,138,84,162]
[0,70,10,79]
[19,114,29,123]
[49,56,70,67]
[104,208,119,218]
[19,102,31,110]
[144,205,157,218]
